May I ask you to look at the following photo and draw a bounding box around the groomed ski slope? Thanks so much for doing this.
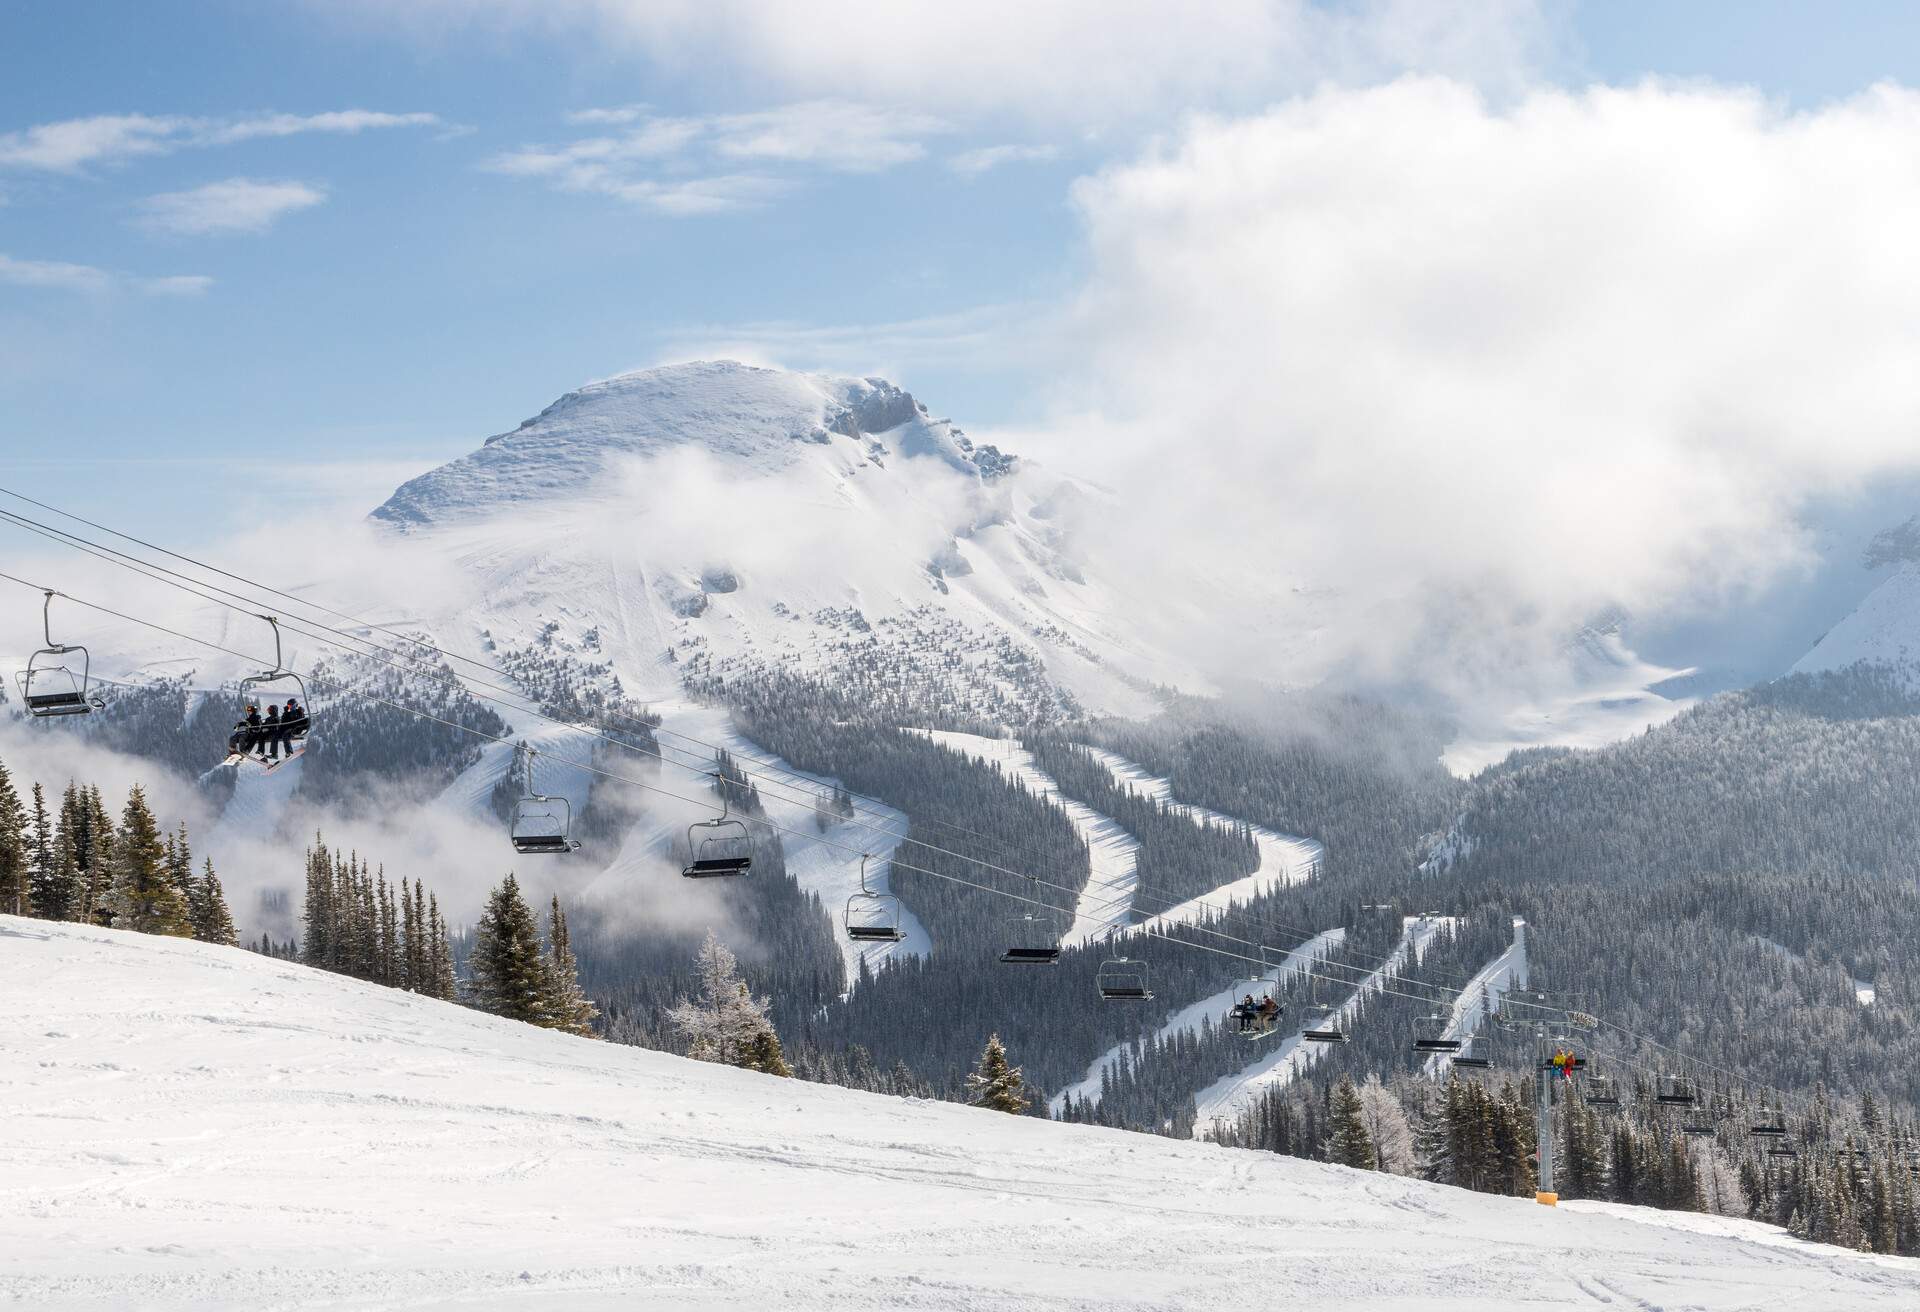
[1191,915,1453,1132]
[1078,747,1324,934]
[1050,928,1345,1115]
[1420,917,1528,1079]
[4,920,1916,1311]
[917,730,1141,943]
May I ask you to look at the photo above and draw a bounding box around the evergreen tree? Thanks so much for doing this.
[966,1034,1030,1114]
[469,873,548,1023]
[25,782,54,917]
[76,785,115,925]
[189,859,238,946]
[1327,1076,1377,1169]
[538,897,599,1037]
[165,822,195,903]
[108,786,190,935]
[301,839,334,970]
[0,756,27,916]
[427,893,456,1000]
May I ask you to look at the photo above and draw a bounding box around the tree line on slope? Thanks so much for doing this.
[1218,1068,1920,1256]
[0,751,235,945]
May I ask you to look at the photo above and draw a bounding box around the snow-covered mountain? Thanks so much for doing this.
[1793,562,1920,683]
[8,917,1913,1309]
[367,360,1189,722]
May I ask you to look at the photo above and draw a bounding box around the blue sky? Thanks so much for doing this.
[5,1,1920,542]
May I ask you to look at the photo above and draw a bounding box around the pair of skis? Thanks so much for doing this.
[219,746,305,773]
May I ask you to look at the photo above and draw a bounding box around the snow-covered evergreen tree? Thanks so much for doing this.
[1356,1073,1414,1174]
[966,1034,1030,1114]
[665,930,787,1074]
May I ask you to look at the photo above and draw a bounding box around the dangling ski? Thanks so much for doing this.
[262,746,306,773]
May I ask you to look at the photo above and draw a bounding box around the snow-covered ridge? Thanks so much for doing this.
[7,918,1912,1309]
[1793,561,1920,686]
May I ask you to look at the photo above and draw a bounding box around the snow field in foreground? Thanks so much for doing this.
[4,918,1917,1310]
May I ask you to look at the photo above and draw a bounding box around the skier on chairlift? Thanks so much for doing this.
[262,703,283,761]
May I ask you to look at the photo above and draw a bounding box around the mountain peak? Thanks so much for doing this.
[371,360,990,528]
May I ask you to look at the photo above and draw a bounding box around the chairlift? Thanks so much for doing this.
[1299,972,1347,1044]
[1227,953,1284,1038]
[682,774,752,878]
[15,589,103,718]
[844,854,905,943]
[1680,1113,1718,1137]
[1449,1034,1493,1070]
[1412,1013,1462,1054]
[236,615,312,755]
[1584,1074,1622,1108]
[1497,986,1550,1027]
[1749,1110,1789,1139]
[1655,1075,1698,1106]
[998,882,1061,964]
[1096,953,1153,1002]
[1767,1144,1800,1159]
[508,749,580,854]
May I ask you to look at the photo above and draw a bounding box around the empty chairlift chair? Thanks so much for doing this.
[1096,951,1153,1002]
[998,903,1062,965]
[1584,1074,1622,1108]
[508,752,579,854]
[682,780,753,879]
[1450,1035,1494,1070]
[1655,1075,1699,1106]
[15,589,103,718]
[1749,1109,1790,1140]
[1412,1013,1462,1054]
[844,854,906,944]
[1299,976,1348,1044]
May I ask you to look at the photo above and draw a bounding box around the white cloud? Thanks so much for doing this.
[0,109,441,173]
[1041,77,1920,695]
[140,274,215,297]
[947,143,1060,177]
[197,110,441,145]
[137,178,328,236]
[0,253,114,293]
[490,99,936,214]
[327,0,1562,124]
[0,252,211,296]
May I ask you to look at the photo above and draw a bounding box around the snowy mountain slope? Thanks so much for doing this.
[1080,746,1323,929]
[917,730,1141,943]
[6,919,1916,1311]
[1793,561,1920,683]
[1191,916,1454,1132]
[1050,928,1344,1116]
[644,698,929,979]
[367,360,1189,724]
